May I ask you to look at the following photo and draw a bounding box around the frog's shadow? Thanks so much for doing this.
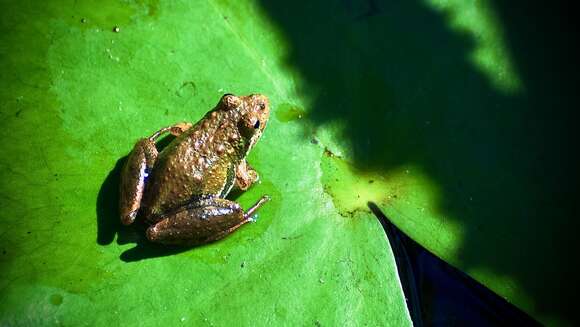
[96,136,233,262]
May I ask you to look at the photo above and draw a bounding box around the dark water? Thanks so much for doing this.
[370,202,541,326]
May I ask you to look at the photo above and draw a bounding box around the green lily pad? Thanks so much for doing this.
[1,0,576,326]
[0,0,410,325]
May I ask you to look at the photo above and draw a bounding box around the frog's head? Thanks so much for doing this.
[220,93,270,151]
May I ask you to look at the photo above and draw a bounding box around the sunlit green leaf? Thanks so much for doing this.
[1,0,575,326]
[0,0,411,325]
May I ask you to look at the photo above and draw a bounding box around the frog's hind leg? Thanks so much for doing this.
[146,196,270,246]
[119,123,193,225]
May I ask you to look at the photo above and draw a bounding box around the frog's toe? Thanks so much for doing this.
[247,214,258,223]
[170,122,193,136]
[234,161,260,191]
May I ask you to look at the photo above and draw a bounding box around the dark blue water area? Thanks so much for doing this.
[368,202,542,327]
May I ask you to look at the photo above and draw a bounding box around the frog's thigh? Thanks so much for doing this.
[146,198,249,246]
[119,138,158,225]
[119,123,192,225]
[235,160,259,191]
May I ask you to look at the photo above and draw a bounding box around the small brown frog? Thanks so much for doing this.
[119,94,270,246]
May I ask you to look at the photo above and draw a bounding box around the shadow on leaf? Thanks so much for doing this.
[96,142,189,262]
[256,0,577,323]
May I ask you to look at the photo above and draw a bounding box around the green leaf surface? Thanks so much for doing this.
[0,0,410,325]
[0,0,576,326]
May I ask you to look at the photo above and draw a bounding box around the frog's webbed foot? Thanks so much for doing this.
[234,160,259,191]
[119,123,192,225]
[146,196,270,246]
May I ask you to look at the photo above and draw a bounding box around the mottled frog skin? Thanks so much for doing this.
[119,94,270,246]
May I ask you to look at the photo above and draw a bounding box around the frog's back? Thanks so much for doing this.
[142,111,245,219]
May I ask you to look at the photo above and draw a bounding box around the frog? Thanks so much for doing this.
[119,93,270,246]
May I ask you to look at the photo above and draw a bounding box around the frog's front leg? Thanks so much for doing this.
[119,123,192,225]
[234,160,260,191]
[146,196,270,246]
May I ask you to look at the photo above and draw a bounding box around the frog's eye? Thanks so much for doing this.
[258,102,265,110]
[254,120,261,129]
